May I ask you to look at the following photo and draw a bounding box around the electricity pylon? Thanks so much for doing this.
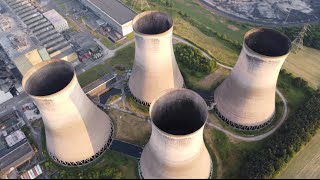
[291,24,311,54]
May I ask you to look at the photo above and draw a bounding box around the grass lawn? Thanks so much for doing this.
[53,0,66,11]
[284,47,320,89]
[77,64,109,87]
[203,128,264,178]
[41,123,138,179]
[179,62,229,91]
[44,150,138,179]
[107,108,151,146]
[126,95,149,117]
[276,130,320,179]
[122,0,245,66]
[277,73,310,111]
[106,43,135,74]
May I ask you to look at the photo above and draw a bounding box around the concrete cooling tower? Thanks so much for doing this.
[22,60,113,166]
[139,88,212,179]
[214,28,291,130]
[129,11,184,106]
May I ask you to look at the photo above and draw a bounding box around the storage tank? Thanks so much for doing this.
[22,60,113,166]
[129,11,184,106]
[214,28,291,130]
[139,88,212,179]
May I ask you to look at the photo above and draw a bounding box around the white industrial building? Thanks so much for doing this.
[43,9,69,32]
[5,130,26,147]
[80,0,136,36]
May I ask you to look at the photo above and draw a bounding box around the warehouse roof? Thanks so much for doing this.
[43,9,68,28]
[87,0,136,25]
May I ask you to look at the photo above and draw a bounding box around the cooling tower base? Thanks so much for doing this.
[137,160,214,179]
[213,107,275,131]
[49,122,114,167]
[132,95,151,106]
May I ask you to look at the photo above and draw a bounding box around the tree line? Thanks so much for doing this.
[241,85,320,178]
[174,44,216,74]
[281,25,320,50]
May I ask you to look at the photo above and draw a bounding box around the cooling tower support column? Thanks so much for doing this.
[214,28,292,130]
[139,88,212,179]
[129,11,184,106]
[22,60,114,166]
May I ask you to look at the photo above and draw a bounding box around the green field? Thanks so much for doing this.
[203,128,264,178]
[277,130,320,179]
[77,64,110,87]
[284,47,320,89]
[122,0,320,89]
[106,43,135,74]
[277,72,311,110]
[122,0,250,66]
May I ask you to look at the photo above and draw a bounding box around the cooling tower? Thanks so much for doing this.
[22,60,113,166]
[214,28,291,130]
[139,88,212,179]
[129,11,184,106]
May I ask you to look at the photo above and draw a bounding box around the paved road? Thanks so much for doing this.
[110,140,143,159]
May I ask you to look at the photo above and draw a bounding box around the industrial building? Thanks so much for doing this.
[22,60,114,166]
[0,15,11,31]
[20,164,43,179]
[5,130,26,147]
[0,129,35,176]
[43,9,69,32]
[4,0,79,64]
[13,48,51,76]
[80,0,136,36]
[129,11,184,105]
[139,89,212,179]
[214,28,292,130]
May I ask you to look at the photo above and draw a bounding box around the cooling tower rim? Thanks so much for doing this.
[243,28,292,59]
[22,59,76,99]
[150,120,205,139]
[132,10,173,37]
[149,88,208,137]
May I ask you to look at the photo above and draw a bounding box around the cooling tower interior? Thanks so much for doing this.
[24,61,73,96]
[133,11,173,35]
[245,28,291,57]
[151,90,207,135]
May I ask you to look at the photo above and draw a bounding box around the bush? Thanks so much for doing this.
[174,44,216,74]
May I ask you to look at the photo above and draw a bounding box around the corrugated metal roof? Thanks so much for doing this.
[87,0,136,25]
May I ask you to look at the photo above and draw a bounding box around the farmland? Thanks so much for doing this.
[284,47,320,89]
[277,131,320,179]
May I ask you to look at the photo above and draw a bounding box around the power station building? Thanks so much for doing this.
[4,0,79,65]
[22,60,114,166]
[80,0,136,36]
[214,28,292,130]
[43,9,69,33]
[139,88,212,179]
[129,11,184,105]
